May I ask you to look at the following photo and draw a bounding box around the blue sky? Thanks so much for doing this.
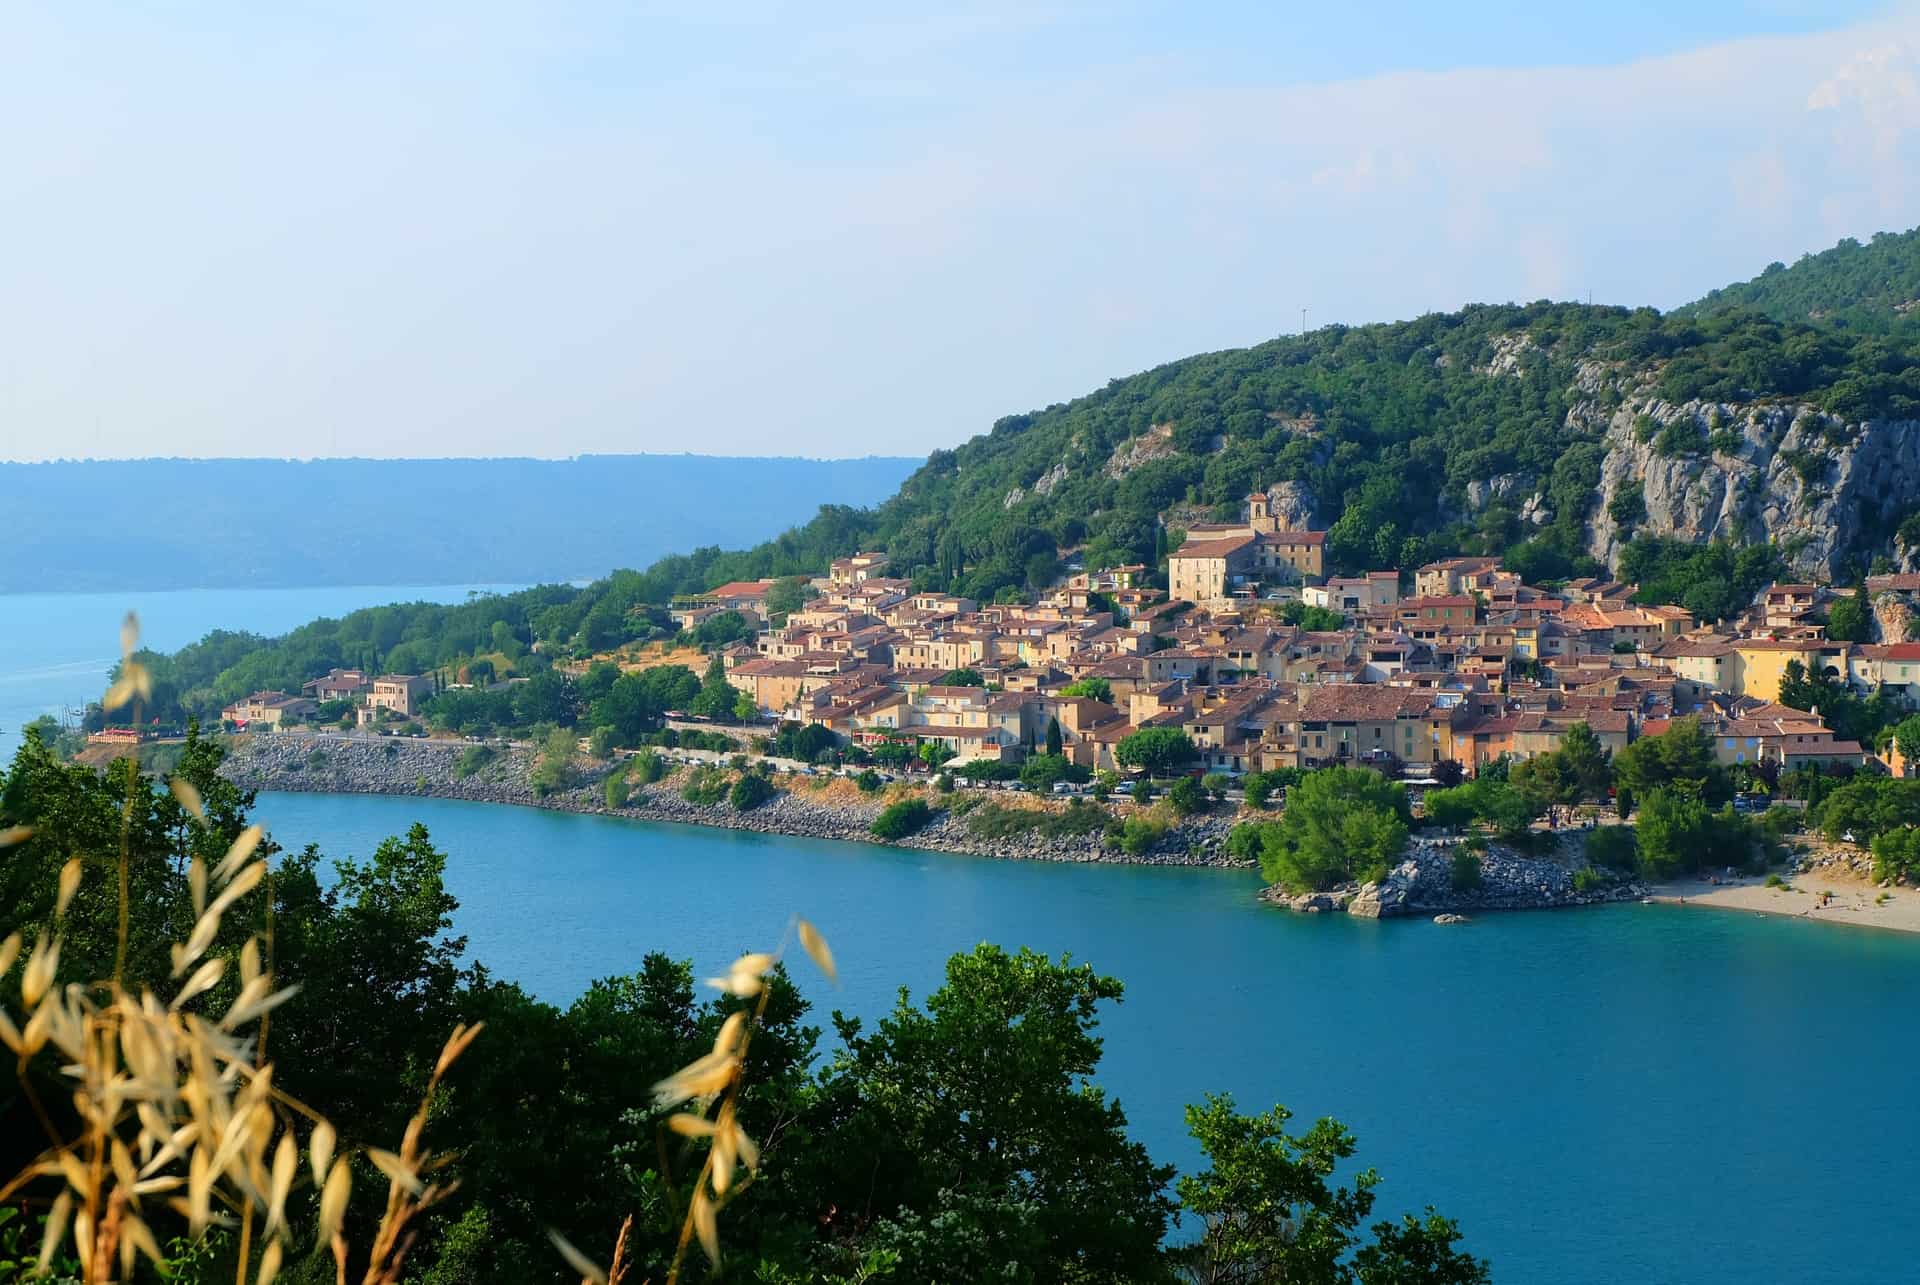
[2,2,1916,462]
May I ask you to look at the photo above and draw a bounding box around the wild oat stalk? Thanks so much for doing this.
[0,613,484,1283]
[555,917,838,1285]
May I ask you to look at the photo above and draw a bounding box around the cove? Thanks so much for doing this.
[258,789,1919,1285]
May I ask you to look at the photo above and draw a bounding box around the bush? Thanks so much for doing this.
[680,766,728,806]
[1117,813,1169,857]
[1584,825,1638,870]
[1168,776,1207,816]
[729,773,775,811]
[1572,867,1610,894]
[1870,826,1920,883]
[935,770,955,793]
[454,744,494,778]
[631,751,665,785]
[1449,849,1482,892]
[603,766,631,808]
[855,768,883,794]
[587,726,616,759]
[872,799,934,841]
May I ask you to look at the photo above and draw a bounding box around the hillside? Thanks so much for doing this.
[654,298,1920,603]
[3,454,916,593]
[1680,227,1920,335]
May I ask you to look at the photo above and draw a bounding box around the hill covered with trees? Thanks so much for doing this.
[117,228,1920,700]
[1680,226,1920,336]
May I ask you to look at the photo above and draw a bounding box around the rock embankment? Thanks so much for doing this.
[1260,834,1646,919]
[220,732,1245,868]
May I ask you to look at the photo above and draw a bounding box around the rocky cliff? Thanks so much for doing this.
[1473,355,1920,582]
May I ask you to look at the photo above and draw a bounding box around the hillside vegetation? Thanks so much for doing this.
[1682,226,1920,336]
[120,231,1920,700]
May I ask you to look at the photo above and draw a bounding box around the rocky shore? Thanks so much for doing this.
[1260,833,1648,920]
[218,732,1244,868]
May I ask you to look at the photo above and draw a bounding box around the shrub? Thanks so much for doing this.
[729,773,775,811]
[1117,813,1169,857]
[1870,826,1920,883]
[1449,849,1482,892]
[872,799,934,841]
[855,768,882,794]
[587,726,616,759]
[603,766,631,808]
[1764,872,1788,889]
[935,770,955,793]
[1572,867,1610,894]
[455,744,494,778]
[681,766,728,806]
[1584,825,1638,870]
[1168,776,1207,816]
[631,750,665,785]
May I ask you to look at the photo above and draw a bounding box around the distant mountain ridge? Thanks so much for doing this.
[6,454,917,593]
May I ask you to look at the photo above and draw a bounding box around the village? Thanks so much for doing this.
[178,489,1920,788]
[679,491,1911,783]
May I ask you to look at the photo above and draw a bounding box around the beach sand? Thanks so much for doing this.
[1649,871,1920,935]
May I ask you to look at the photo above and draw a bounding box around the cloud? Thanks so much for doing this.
[4,5,1920,462]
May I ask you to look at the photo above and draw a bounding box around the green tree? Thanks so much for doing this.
[1172,1094,1489,1285]
[1258,767,1411,892]
[1046,715,1064,757]
[690,654,745,722]
[1168,775,1207,816]
[1115,728,1199,777]
[1825,587,1871,643]
[938,668,985,687]
[1059,678,1113,703]
[1613,717,1731,806]
[801,946,1176,1282]
[531,725,579,796]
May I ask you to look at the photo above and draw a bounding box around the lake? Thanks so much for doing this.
[0,584,523,757]
[254,788,1919,1285]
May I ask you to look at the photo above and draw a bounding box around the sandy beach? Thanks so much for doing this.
[1649,871,1920,935]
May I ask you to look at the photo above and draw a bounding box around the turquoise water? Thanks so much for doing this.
[0,585,523,757]
[258,789,1919,1285]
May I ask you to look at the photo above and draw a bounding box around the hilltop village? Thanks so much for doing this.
[663,490,1899,782]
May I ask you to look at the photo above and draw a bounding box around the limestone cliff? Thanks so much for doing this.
[1485,355,1920,580]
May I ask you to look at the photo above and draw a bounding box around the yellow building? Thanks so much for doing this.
[1729,640,1850,702]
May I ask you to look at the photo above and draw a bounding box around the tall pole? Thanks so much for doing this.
[1301,307,1307,335]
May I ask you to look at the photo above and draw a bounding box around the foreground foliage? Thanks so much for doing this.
[1,727,1487,1282]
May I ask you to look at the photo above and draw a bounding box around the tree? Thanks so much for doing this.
[1046,715,1064,757]
[1115,728,1199,777]
[729,772,775,810]
[1059,678,1113,703]
[802,946,1176,1282]
[1613,716,1730,806]
[938,668,985,687]
[691,609,752,650]
[1826,588,1871,643]
[531,725,579,796]
[1172,1094,1489,1285]
[1562,724,1612,797]
[1168,775,1207,816]
[1633,788,1694,878]
[690,654,745,722]
[1258,767,1411,891]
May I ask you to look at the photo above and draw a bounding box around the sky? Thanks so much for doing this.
[4,1,1920,463]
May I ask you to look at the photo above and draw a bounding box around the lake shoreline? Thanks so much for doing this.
[217,731,1248,870]
[1647,873,1920,936]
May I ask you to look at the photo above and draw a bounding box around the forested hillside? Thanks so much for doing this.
[1682,226,1920,335]
[4,454,915,593]
[654,298,1920,599]
[121,231,1920,700]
